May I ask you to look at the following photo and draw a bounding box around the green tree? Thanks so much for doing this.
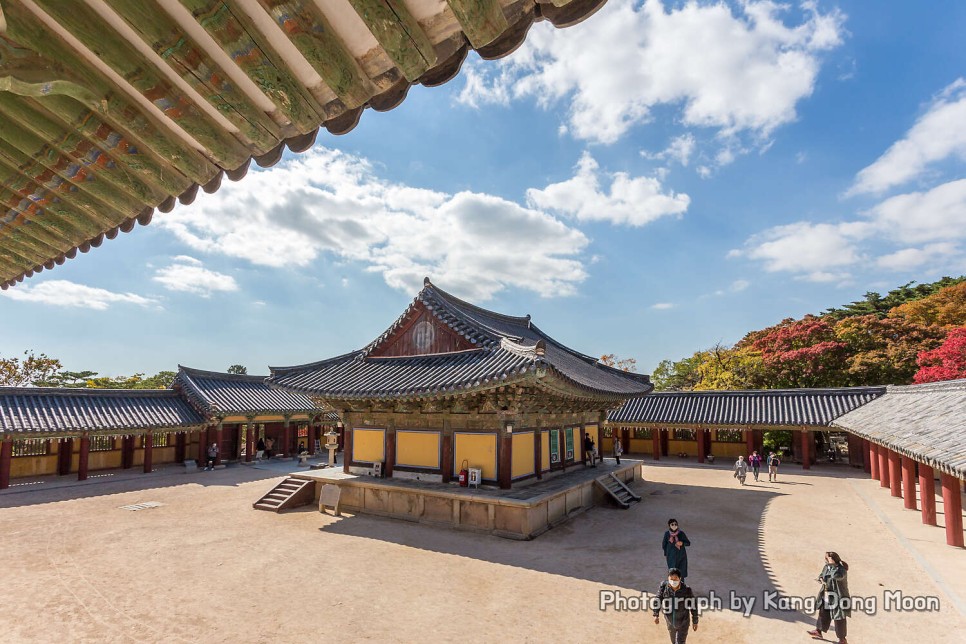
[227,364,248,375]
[0,351,63,387]
[652,355,703,391]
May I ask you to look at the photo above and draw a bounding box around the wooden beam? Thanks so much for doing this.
[107,0,282,149]
[179,0,325,135]
[445,0,508,49]
[29,0,252,167]
[256,0,375,108]
[348,0,437,82]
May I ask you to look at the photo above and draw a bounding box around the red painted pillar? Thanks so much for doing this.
[862,440,871,474]
[801,430,810,470]
[175,432,186,463]
[745,430,755,458]
[940,473,964,548]
[889,451,902,498]
[143,433,153,474]
[498,428,512,489]
[214,424,224,466]
[621,427,630,456]
[441,432,453,482]
[58,438,72,476]
[869,443,879,480]
[385,427,396,478]
[283,419,292,457]
[697,430,705,463]
[308,422,317,456]
[78,435,90,481]
[879,447,891,488]
[652,429,661,460]
[579,427,588,465]
[245,422,254,463]
[901,456,917,510]
[0,437,12,490]
[343,427,352,474]
[534,430,542,480]
[920,464,937,526]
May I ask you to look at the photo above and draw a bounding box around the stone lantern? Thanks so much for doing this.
[324,428,339,467]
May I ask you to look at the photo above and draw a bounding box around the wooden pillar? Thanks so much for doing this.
[621,427,631,455]
[77,434,90,481]
[940,473,964,548]
[123,435,135,469]
[0,437,12,490]
[753,430,764,454]
[498,425,512,490]
[869,443,879,480]
[579,426,587,465]
[878,447,890,488]
[901,456,917,510]
[441,433,453,482]
[800,430,811,469]
[697,430,705,463]
[214,423,224,466]
[889,451,902,498]
[283,417,292,456]
[534,429,542,480]
[559,428,567,473]
[143,432,153,474]
[245,420,254,462]
[920,464,937,526]
[862,440,871,474]
[652,429,660,460]
[745,429,755,457]
[58,438,73,476]
[198,428,208,462]
[385,421,396,478]
[343,422,353,474]
[175,432,186,463]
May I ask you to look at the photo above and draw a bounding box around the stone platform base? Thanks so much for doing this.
[290,461,642,540]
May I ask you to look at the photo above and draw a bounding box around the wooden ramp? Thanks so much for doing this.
[253,477,315,512]
[596,473,642,509]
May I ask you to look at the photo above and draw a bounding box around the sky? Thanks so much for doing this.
[2,0,966,379]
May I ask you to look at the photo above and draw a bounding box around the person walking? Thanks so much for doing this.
[807,551,851,644]
[264,436,274,461]
[662,519,690,580]
[768,452,781,482]
[652,567,699,643]
[583,434,597,467]
[256,436,266,461]
[613,433,623,465]
[733,455,748,485]
[205,442,218,471]
[749,451,762,482]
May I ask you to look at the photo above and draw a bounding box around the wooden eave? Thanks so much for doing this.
[0,0,609,287]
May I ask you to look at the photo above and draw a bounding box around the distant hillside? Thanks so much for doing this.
[653,277,966,391]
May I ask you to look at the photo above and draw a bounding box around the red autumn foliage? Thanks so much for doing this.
[913,327,966,383]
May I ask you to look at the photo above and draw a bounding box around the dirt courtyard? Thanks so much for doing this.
[1,460,963,643]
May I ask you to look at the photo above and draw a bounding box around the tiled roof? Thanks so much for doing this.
[269,279,652,400]
[1,0,609,288]
[832,379,966,478]
[608,387,885,426]
[0,387,206,435]
[173,366,321,417]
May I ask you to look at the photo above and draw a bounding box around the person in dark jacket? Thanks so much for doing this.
[807,551,851,644]
[662,518,690,580]
[653,568,699,643]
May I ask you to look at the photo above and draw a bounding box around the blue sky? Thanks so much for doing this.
[2,0,965,379]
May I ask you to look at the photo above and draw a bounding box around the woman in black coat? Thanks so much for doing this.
[807,551,851,643]
[662,518,691,580]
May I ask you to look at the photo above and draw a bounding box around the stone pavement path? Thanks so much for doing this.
[0,458,962,643]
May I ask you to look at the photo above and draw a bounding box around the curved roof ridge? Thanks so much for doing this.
[652,386,888,395]
[0,387,182,397]
[425,279,533,327]
[268,350,366,377]
[885,378,966,393]
[177,365,268,381]
[525,321,598,365]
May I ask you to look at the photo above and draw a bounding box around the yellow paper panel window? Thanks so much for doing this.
[585,424,599,444]
[511,431,535,479]
[454,432,497,480]
[395,431,441,469]
[541,431,551,471]
[353,428,386,463]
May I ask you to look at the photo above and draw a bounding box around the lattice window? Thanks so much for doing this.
[13,439,49,457]
[90,436,115,451]
[633,428,653,439]
[715,429,743,443]
[153,433,169,447]
[673,429,696,441]
[602,426,613,438]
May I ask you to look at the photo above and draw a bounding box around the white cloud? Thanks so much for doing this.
[526,152,689,226]
[875,243,960,272]
[642,134,696,167]
[458,0,845,145]
[731,179,966,280]
[152,257,239,297]
[0,280,155,310]
[157,147,590,301]
[651,302,674,310]
[849,79,966,196]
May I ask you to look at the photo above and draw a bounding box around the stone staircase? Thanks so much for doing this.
[595,473,642,509]
[253,477,315,512]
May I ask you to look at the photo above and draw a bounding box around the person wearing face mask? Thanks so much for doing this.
[807,551,851,644]
[652,568,699,643]
[662,519,690,580]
